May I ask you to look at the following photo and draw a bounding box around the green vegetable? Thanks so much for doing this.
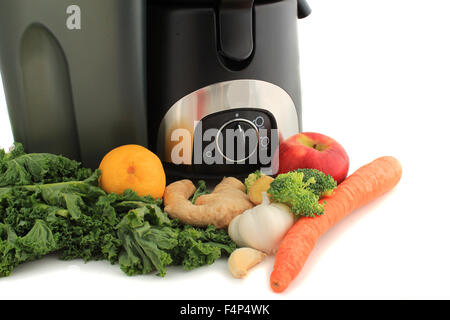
[0,220,57,277]
[267,170,336,218]
[268,171,323,217]
[190,180,209,204]
[0,144,236,277]
[171,224,236,271]
[295,168,337,197]
[117,207,235,277]
[0,143,92,187]
[117,206,178,277]
[244,170,262,193]
[0,170,123,273]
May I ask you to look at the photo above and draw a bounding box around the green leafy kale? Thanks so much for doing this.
[190,180,209,204]
[0,171,122,272]
[0,145,236,278]
[0,220,57,277]
[0,143,92,187]
[171,224,236,272]
[117,207,236,277]
[117,207,178,277]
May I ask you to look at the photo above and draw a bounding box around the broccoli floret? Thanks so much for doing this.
[295,168,337,197]
[244,171,263,194]
[267,171,325,217]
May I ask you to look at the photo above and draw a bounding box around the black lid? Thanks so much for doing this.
[151,0,311,19]
[152,0,310,61]
[150,0,214,3]
[152,0,260,3]
[150,0,311,14]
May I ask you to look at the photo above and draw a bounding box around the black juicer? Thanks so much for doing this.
[0,0,310,178]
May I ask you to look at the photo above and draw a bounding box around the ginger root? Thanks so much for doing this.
[163,177,254,229]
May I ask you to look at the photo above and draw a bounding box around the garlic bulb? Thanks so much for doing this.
[228,194,295,255]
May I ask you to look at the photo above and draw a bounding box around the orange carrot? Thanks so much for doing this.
[270,156,402,293]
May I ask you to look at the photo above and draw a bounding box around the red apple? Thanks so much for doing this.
[273,132,349,184]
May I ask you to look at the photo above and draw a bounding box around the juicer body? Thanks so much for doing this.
[0,0,148,168]
[148,0,310,178]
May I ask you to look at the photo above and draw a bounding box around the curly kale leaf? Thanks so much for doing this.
[0,220,58,277]
[117,207,177,277]
[0,143,92,187]
[0,171,122,272]
[190,180,209,204]
[171,225,236,271]
[16,220,58,262]
[117,206,236,276]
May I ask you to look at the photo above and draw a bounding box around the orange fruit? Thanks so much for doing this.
[99,145,166,199]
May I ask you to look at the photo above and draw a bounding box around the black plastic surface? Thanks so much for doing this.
[297,0,311,18]
[150,0,312,20]
[218,0,255,61]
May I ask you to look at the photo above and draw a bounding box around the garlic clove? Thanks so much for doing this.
[228,248,266,279]
[228,214,247,248]
[238,208,267,252]
[238,203,295,255]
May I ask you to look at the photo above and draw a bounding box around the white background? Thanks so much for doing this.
[1,0,449,300]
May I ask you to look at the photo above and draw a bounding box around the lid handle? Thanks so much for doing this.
[218,0,255,61]
[297,0,311,19]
